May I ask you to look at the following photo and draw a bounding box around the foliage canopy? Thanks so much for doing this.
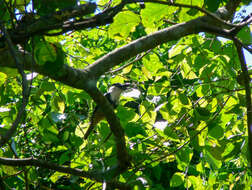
[0,0,251,189]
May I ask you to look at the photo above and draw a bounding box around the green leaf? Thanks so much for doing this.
[208,124,224,139]
[141,66,153,79]
[0,72,7,86]
[164,127,179,140]
[38,118,51,130]
[170,172,184,187]
[42,131,59,144]
[2,165,18,175]
[117,105,137,126]
[109,11,140,38]
[52,96,65,113]
[147,82,170,95]
[153,165,162,180]
[143,54,163,74]
[46,125,59,135]
[176,147,193,170]
[141,3,172,32]
[194,107,211,121]
[169,45,187,58]
[186,8,199,16]
[178,93,190,105]
[160,103,177,123]
[50,172,67,183]
[125,122,147,138]
[0,1,10,21]
[188,176,203,189]
[62,131,69,141]
[222,141,243,161]
[59,151,70,165]
[181,59,197,79]
[221,143,235,159]
[34,41,57,65]
[40,81,55,91]
[237,26,252,45]
[139,101,156,124]
[204,0,220,12]
[206,143,225,160]
[205,149,222,170]
[0,67,18,77]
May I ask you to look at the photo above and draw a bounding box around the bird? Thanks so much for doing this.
[84,83,130,139]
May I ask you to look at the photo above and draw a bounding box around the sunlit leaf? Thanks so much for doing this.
[208,124,224,139]
[170,172,184,187]
[35,41,57,65]
[237,26,252,45]
[204,149,222,170]
[176,147,193,170]
[109,11,140,38]
[0,72,7,86]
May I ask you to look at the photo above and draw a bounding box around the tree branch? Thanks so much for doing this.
[0,0,242,46]
[137,0,238,27]
[109,49,152,74]
[84,85,131,170]
[0,156,131,188]
[0,157,103,181]
[0,3,97,45]
[0,27,29,147]
[0,0,243,151]
[0,0,244,179]
[234,38,252,167]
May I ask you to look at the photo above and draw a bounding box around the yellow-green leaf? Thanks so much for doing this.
[109,11,140,38]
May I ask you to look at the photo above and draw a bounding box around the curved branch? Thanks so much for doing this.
[0,28,29,147]
[0,3,97,45]
[0,48,131,170]
[234,38,252,54]
[0,157,104,182]
[234,38,252,166]
[229,13,252,36]
[0,0,241,46]
[84,85,131,170]
[0,0,243,153]
[138,0,238,27]
[0,156,131,188]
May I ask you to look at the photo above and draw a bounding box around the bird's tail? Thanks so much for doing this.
[84,107,104,139]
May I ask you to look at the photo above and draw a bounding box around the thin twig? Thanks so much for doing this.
[133,0,237,27]
[132,95,231,172]
[109,49,152,74]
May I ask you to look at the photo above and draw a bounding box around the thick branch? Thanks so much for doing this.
[0,0,243,152]
[0,0,241,46]
[234,39,252,167]
[0,48,131,170]
[85,0,241,78]
[0,3,97,45]
[84,85,131,170]
[85,20,199,79]
[0,0,243,177]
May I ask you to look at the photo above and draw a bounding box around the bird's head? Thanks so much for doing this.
[107,83,131,105]
[111,83,131,91]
